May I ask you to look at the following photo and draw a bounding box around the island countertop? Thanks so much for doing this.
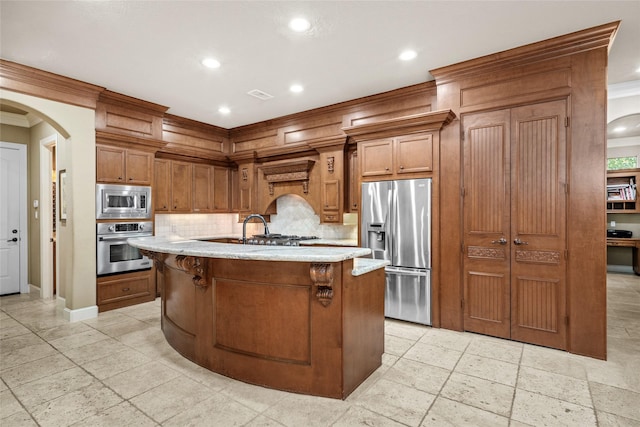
[128,235,372,263]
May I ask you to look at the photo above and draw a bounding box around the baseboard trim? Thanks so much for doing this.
[63,305,98,322]
[606,265,634,274]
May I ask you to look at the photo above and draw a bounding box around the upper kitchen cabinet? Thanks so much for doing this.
[96,145,153,185]
[309,137,347,223]
[193,164,231,213]
[344,111,455,182]
[346,147,359,212]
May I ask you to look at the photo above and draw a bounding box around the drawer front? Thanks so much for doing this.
[98,276,151,304]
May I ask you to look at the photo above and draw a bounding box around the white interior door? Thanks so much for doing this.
[0,142,27,295]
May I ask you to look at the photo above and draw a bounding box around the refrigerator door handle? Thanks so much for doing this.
[385,267,427,276]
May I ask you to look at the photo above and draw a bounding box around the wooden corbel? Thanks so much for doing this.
[310,263,334,307]
[140,249,166,273]
[175,255,209,289]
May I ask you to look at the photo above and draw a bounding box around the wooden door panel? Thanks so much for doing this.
[462,109,511,339]
[510,100,567,349]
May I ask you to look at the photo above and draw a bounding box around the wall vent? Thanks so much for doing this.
[247,89,274,100]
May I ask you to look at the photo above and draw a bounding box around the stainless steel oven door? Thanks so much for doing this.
[97,233,152,276]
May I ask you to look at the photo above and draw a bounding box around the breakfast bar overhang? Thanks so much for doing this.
[127,236,388,399]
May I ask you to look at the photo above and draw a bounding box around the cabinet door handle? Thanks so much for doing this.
[514,238,528,246]
[122,287,130,292]
[491,237,507,245]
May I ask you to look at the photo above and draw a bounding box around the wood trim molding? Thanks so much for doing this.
[430,21,620,84]
[261,159,315,195]
[0,59,104,109]
[174,255,209,289]
[342,110,456,142]
[98,89,169,115]
[95,130,167,153]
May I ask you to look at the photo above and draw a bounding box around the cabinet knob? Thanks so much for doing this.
[399,166,404,170]
[118,177,123,180]
[122,287,130,292]
[385,167,389,171]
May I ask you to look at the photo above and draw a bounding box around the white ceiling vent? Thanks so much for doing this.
[247,89,274,100]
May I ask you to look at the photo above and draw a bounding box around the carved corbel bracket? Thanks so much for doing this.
[175,255,209,289]
[310,263,334,307]
[140,249,166,273]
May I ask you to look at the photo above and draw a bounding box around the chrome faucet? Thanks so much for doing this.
[242,214,270,244]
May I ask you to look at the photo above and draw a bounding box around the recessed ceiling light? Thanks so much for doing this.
[202,58,221,69]
[289,17,311,32]
[399,50,417,61]
[613,126,627,133]
[218,106,230,115]
[290,84,304,93]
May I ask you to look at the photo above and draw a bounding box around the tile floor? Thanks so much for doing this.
[1,273,638,426]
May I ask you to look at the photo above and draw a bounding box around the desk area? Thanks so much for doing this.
[607,238,640,275]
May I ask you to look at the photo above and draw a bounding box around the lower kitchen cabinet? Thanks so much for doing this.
[97,268,156,312]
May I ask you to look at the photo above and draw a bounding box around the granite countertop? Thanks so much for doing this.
[300,238,358,247]
[128,235,373,264]
[352,258,390,276]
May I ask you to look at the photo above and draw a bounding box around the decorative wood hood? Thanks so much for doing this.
[261,159,315,196]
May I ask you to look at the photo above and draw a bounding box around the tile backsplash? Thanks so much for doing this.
[155,194,357,240]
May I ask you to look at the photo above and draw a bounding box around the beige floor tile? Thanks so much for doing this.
[354,378,436,426]
[422,396,509,427]
[159,351,233,390]
[244,414,286,426]
[129,376,214,423]
[465,335,523,364]
[0,389,23,419]
[440,372,514,417]
[334,405,406,427]
[0,379,7,392]
[69,401,158,427]
[419,328,472,352]
[596,410,640,427]
[262,392,350,427]
[82,311,134,328]
[511,389,597,427]
[591,382,640,422]
[583,358,640,393]
[0,342,59,371]
[520,344,587,380]
[0,322,31,340]
[81,347,152,380]
[384,334,416,356]
[0,409,38,426]
[0,332,45,352]
[163,392,259,427]
[454,353,518,387]
[220,378,290,413]
[0,352,76,388]
[30,382,123,427]
[403,341,463,370]
[62,337,129,365]
[12,367,96,410]
[103,361,181,399]
[37,320,93,342]
[384,319,430,341]
[94,318,155,338]
[517,365,592,407]
[382,358,450,394]
[48,328,110,352]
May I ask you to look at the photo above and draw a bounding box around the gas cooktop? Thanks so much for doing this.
[246,234,318,246]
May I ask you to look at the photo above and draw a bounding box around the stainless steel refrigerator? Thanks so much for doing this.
[361,178,431,325]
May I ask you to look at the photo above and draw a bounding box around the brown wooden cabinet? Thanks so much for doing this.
[461,100,568,351]
[359,134,432,179]
[153,159,171,211]
[346,147,359,212]
[154,159,231,213]
[97,268,156,312]
[606,168,639,213]
[96,145,153,185]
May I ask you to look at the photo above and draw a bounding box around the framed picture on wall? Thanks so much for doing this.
[59,169,67,222]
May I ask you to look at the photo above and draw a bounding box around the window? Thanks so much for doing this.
[607,156,638,170]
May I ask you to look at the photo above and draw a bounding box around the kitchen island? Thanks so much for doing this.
[127,236,388,399]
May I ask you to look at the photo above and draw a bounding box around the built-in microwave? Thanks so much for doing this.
[96,184,152,219]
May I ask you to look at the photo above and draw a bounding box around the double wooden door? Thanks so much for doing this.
[462,100,567,350]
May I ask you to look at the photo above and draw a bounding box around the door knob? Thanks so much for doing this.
[12,229,17,233]
[514,238,528,245]
[7,237,18,242]
[491,237,507,245]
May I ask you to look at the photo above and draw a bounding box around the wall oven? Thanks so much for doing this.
[97,221,153,276]
[96,184,151,219]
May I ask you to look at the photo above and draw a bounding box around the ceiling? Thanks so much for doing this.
[1,1,639,130]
